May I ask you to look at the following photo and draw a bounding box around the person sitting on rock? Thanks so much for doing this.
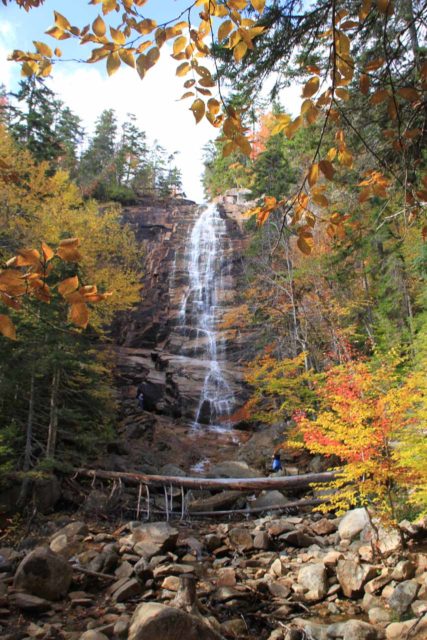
[271,452,282,473]
[136,383,144,410]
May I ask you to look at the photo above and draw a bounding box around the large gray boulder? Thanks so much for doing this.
[388,580,419,616]
[298,563,328,600]
[338,508,369,541]
[129,522,179,560]
[251,491,288,510]
[14,546,72,601]
[128,603,223,640]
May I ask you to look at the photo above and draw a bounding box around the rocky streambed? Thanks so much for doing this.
[0,507,426,640]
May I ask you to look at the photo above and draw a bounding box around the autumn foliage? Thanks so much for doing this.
[292,354,426,522]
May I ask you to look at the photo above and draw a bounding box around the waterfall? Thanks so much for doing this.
[181,203,235,429]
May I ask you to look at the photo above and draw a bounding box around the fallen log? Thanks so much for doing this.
[74,468,336,491]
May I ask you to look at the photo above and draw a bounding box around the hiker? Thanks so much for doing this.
[136,383,144,410]
[271,452,282,473]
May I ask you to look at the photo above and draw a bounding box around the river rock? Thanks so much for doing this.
[385,617,427,639]
[368,606,392,625]
[391,560,415,581]
[14,546,72,601]
[338,509,369,541]
[311,518,337,536]
[79,632,109,640]
[388,579,419,615]
[128,602,222,640]
[341,620,378,639]
[292,618,328,640]
[336,559,376,598]
[112,578,142,602]
[13,592,51,612]
[298,563,327,600]
[251,491,288,510]
[208,461,261,478]
[253,531,270,550]
[228,527,253,550]
[131,522,179,559]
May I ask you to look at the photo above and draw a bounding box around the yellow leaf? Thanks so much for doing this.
[338,149,353,167]
[319,159,335,180]
[308,163,319,187]
[180,91,194,100]
[233,40,248,62]
[0,315,16,340]
[190,98,205,123]
[54,11,71,30]
[199,77,215,88]
[297,232,314,255]
[312,193,329,207]
[218,20,233,42]
[45,26,69,41]
[33,41,53,57]
[146,46,160,69]
[119,49,135,68]
[207,98,220,115]
[359,0,372,21]
[41,242,54,262]
[69,303,89,329]
[106,51,121,76]
[176,61,191,77]
[302,76,319,98]
[306,65,321,75]
[92,15,106,37]
[222,141,236,157]
[173,36,187,55]
[335,87,349,101]
[184,79,195,88]
[235,134,252,156]
[250,0,265,13]
[58,276,79,297]
[110,27,126,45]
[285,116,302,139]
[137,19,157,35]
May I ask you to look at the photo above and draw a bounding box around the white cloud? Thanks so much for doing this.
[47,51,215,203]
[0,20,18,89]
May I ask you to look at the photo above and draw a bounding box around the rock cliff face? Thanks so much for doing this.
[114,197,249,431]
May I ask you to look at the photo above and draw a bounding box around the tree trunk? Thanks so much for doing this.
[23,367,35,472]
[46,367,60,458]
[75,468,336,491]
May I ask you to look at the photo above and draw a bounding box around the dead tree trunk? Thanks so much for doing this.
[46,366,60,458]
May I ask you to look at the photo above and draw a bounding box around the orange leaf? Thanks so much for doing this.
[58,276,79,297]
[69,302,89,329]
[319,160,335,180]
[0,314,16,340]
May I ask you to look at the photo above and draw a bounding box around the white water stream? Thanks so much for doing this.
[180,203,235,429]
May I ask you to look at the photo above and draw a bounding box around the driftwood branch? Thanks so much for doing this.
[74,468,336,491]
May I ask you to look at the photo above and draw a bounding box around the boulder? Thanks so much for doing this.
[338,508,369,541]
[253,531,270,550]
[79,633,109,640]
[188,491,243,513]
[388,579,419,616]
[128,602,223,640]
[208,461,262,478]
[298,563,328,600]
[386,618,427,639]
[13,592,51,612]
[131,522,179,560]
[14,546,72,601]
[251,491,288,510]
[341,620,378,640]
[228,528,253,551]
[336,559,376,598]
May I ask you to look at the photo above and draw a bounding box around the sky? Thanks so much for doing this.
[0,1,301,203]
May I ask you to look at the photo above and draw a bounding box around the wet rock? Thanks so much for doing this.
[336,559,376,598]
[14,546,72,601]
[388,579,419,616]
[228,528,253,551]
[128,602,222,640]
[298,563,328,600]
[338,509,369,541]
[13,592,51,612]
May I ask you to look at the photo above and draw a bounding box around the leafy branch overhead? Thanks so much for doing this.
[4,0,426,254]
[0,239,112,339]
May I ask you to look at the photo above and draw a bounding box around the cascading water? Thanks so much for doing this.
[180,203,235,429]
